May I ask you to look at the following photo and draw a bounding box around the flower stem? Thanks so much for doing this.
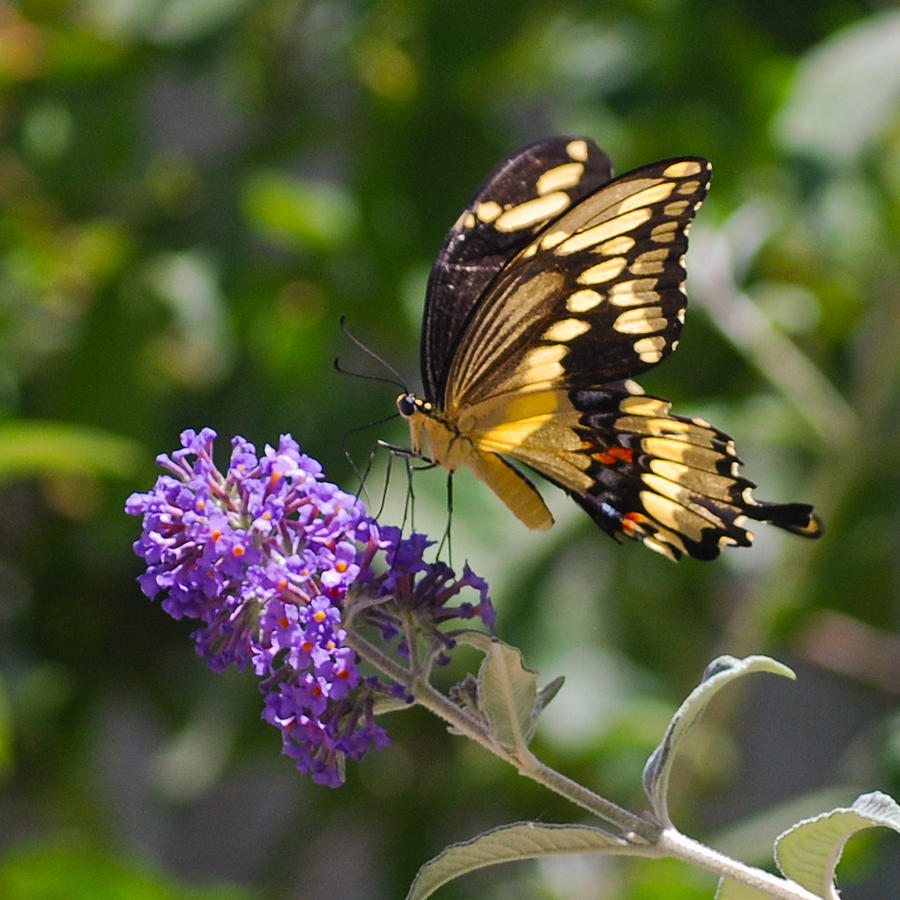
[346,627,657,841]
[658,829,824,900]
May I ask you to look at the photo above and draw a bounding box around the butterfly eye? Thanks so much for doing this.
[396,394,417,418]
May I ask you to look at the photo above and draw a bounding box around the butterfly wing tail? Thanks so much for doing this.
[744,500,823,538]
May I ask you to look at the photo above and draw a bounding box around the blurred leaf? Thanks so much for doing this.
[242,171,360,253]
[773,10,900,163]
[0,839,257,900]
[0,420,142,482]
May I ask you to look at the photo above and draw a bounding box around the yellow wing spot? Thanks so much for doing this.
[536,162,584,195]
[676,180,700,196]
[555,209,652,256]
[494,192,571,232]
[521,244,538,259]
[616,181,676,215]
[640,491,708,542]
[663,160,704,178]
[517,343,567,379]
[566,288,603,313]
[677,308,686,323]
[649,459,739,501]
[566,139,589,161]
[475,200,502,223]
[619,395,670,416]
[650,221,679,242]
[597,235,636,256]
[610,277,658,300]
[614,307,666,334]
[641,473,725,525]
[540,229,569,250]
[641,436,724,469]
[664,200,690,216]
[633,335,667,362]
[630,248,669,276]
[610,285,659,307]
[462,212,476,228]
[643,534,682,560]
[542,318,590,342]
[577,256,628,285]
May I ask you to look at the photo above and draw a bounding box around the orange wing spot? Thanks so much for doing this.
[595,446,635,466]
[621,511,648,537]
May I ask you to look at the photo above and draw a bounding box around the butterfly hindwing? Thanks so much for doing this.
[557,384,817,560]
[422,137,613,399]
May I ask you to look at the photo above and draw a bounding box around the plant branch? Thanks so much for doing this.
[658,829,824,900]
[346,626,659,841]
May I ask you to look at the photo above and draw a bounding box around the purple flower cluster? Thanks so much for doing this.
[362,528,494,663]
[126,428,494,787]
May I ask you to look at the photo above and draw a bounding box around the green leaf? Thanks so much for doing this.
[0,839,256,899]
[535,674,565,717]
[773,791,900,899]
[715,878,780,900]
[774,10,900,163]
[643,656,795,826]
[406,821,633,900]
[242,170,359,252]
[0,420,142,482]
[477,639,538,753]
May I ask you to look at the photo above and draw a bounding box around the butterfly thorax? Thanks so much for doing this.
[397,392,473,471]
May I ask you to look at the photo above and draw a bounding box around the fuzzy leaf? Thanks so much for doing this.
[535,675,565,718]
[773,791,900,899]
[406,821,633,900]
[477,639,538,753]
[716,878,783,900]
[643,655,795,826]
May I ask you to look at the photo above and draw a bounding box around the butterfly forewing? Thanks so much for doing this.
[444,158,711,409]
[422,137,613,400]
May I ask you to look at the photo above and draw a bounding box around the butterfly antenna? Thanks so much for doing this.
[336,315,408,391]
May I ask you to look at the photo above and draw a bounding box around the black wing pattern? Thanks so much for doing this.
[422,136,613,399]
[444,157,711,407]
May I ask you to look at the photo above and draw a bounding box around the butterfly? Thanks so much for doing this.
[396,136,821,561]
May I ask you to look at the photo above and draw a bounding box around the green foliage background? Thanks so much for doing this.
[0,1,898,897]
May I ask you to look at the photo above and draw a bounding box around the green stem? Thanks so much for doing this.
[658,829,825,900]
[348,628,833,897]
[346,627,657,841]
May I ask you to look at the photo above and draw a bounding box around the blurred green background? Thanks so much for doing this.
[0,1,898,897]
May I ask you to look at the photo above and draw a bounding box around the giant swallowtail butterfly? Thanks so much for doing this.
[396,136,821,560]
